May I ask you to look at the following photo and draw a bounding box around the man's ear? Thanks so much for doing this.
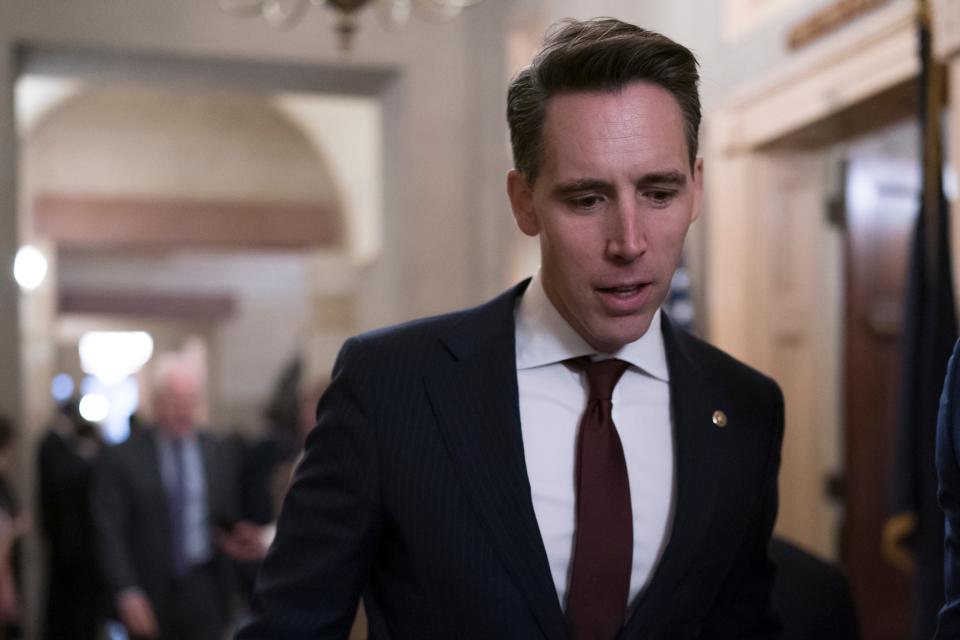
[690,157,704,223]
[507,169,539,236]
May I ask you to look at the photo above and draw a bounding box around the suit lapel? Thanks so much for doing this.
[424,282,566,640]
[620,316,723,637]
[139,430,174,547]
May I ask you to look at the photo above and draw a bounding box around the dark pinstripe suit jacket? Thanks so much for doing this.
[238,281,784,640]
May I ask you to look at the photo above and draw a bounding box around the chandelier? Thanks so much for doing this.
[218,0,485,50]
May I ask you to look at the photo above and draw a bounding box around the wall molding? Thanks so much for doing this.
[934,0,960,59]
[715,0,916,153]
[34,193,342,250]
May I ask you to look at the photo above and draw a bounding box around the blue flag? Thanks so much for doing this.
[884,12,957,638]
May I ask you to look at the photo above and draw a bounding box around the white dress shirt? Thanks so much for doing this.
[514,273,676,610]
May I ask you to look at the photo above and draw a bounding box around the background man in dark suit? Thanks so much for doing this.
[238,17,784,640]
[92,353,243,640]
[37,400,104,640]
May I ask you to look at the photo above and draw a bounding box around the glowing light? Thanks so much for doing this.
[79,393,110,423]
[79,331,155,385]
[13,245,47,290]
[846,169,878,215]
[946,166,959,203]
[51,374,75,403]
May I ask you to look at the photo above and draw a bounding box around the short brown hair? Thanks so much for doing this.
[507,18,701,183]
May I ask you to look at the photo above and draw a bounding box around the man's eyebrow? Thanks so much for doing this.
[551,179,611,198]
[637,171,687,187]
[551,172,688,198]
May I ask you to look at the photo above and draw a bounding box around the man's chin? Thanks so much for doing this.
[162,423,195,438]
[588,320,656,353]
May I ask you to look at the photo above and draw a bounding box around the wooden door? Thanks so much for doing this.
[842,149,918,639]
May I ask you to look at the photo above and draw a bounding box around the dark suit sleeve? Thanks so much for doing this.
[699,382,785,639]
[236,337,381,640]
[936,339,960,637]
[91,445,140,598]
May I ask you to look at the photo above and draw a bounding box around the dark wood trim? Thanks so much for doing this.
[34,193,343,249]
[59,288,237,322]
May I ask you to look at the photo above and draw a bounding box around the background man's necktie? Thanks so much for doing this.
[565,357,633,640]
[168,438,188,577]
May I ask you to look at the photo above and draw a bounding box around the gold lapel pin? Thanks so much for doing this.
[712,410,728,428]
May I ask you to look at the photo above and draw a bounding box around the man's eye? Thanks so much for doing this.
[645,190,676,206]
[569,195,604,210]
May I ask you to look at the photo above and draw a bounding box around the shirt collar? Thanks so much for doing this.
[153,427,198,449]
[514,272,670,381]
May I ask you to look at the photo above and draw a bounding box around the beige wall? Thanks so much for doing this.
[24,86,341,204]
[0,34,19,433]
[274,94,382,263]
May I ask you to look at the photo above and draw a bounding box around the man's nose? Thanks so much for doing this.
[605,202,646,262]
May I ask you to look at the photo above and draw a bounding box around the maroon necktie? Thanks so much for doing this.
[565,357,633,640]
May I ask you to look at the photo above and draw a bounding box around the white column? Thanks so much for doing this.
[0,44,21,432]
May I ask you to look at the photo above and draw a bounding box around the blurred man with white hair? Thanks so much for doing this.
[92,352,242,640]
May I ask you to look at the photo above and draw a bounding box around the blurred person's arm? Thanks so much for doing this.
[91,446,158,637]
[0,520,15,624]
[235,338,380,640]
[216,520,273,562]
[115,588,158,638]
[0,510,27,623]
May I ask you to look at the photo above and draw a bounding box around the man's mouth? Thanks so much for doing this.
[596,283,648,297]
[593,281,653,313]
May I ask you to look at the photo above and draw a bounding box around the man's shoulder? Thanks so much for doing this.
[97,429,156,479]
[104,428,151,454]
[353,306,474,350]
[668,321,781,399]
[342,282,525,363]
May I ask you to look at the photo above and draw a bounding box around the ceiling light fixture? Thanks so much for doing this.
[13,244,48,291]
[219,0,485,50]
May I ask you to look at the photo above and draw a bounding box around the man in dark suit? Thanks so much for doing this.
[238,17,784,640]
[92,353,242,639]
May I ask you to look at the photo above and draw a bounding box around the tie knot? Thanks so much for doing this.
[568,357,630,400]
